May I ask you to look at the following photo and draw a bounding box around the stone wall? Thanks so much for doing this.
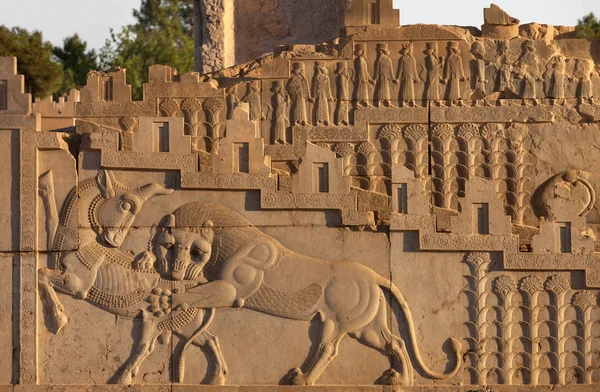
[233,0,344,64]
[195,0,345,73]
[3,2,600,391]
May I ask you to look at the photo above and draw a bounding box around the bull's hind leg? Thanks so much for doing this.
[349,303,413,386]
[174,310,227,385]
[289,318,346,386]
[112,311,161,385]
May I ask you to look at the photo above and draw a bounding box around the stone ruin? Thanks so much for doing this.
[2,1,600,391]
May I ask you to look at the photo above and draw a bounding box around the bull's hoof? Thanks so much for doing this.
[111,371,133,385]
[49,311,69,335]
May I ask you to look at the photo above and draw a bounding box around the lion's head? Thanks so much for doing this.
[154,213,214,281]
[153,201,273,282]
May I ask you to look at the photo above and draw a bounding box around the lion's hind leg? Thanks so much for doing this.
[349,304,413,386]
[288,318,346,386]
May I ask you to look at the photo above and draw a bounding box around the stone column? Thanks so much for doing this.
[193,0,202,73]
[193,0,234,74]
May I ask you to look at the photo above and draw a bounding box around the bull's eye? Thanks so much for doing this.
[120,200,134,212]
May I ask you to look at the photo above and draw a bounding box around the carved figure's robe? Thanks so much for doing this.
[286,74,310,125]
[354,55,371,102]
[335,71,351,124]
[313,73,332,124]
[373,54,394,101]
[273,91,289,144]
[424,54,441,101]
[397,54,418,102]
[471,58,487,94]
[444,53,465,100]
[546,54,566,99]
[516,52,540,100]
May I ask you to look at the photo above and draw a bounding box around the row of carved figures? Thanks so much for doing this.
[357,40,598,107]
[464,253,600,385]
[225,41,598,144]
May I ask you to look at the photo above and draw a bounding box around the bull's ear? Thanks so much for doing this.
[97,169,116,199]
[159,214,176,228]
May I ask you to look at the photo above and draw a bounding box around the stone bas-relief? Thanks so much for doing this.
[3,1,600,391]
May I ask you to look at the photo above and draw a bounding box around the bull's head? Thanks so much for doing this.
[95,169,174,247]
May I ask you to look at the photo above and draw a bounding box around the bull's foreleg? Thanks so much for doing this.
[38,269,70,334]
[38,254,102,334]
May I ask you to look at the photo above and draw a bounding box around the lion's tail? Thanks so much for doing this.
[384,278,463,380]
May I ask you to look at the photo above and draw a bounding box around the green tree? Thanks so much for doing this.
[53,34,98,95]
[100,0,195,100]
[0,26,62,98]
[576,13,600,38]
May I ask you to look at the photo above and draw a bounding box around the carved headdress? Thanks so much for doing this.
[376,43,390,55]
[291,62,306,75]
[315,61,328,73]
[354,43,366,56]
[447,41,460,54]
[424,42,437,54]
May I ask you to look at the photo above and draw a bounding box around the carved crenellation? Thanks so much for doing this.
[463,252,600,386]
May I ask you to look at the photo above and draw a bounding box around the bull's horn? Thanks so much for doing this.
[139,183,174,200]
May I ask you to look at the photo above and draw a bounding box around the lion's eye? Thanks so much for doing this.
[120,200,134,212]
[162,242,174,250]
[191,247,205,258]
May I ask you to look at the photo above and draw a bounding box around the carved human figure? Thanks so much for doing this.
[544,43,567,102]
[354,43,374,107]
[514,40,541,105]
[165,201,463,387]
[574,58,595,104]
[312,62,333,125]
[469,41,488,96]
[373,43,395,107]
[395,42,421,107]
[443,42,467,106]
[242,81,262,120]
[225,85,240,120]
[286,62,311,126]
[495,40,513,94]
[423,42,442,104]
[271,81,290,144]
[334,61,353,125]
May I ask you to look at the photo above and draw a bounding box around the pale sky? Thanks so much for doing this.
[1,0,599,51]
